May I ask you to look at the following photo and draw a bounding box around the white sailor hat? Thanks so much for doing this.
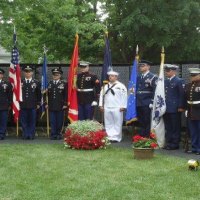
[164,64,179,70]
[107,70,119,76]
[189,68,200,75]
[79,61,91,68]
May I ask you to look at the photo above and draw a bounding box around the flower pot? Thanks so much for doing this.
[133,148,154,159]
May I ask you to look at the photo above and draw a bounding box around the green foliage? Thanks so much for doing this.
[66,120,104,136]
[105,0,200,63]
[0,0,199,63]
[0,0,105,63]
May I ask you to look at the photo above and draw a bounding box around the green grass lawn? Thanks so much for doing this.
[0,144,200,200]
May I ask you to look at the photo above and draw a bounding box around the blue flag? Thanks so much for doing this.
[101,33,113,84]
[41,53,48,118]
[125,57,138,124]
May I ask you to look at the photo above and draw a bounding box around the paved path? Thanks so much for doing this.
[1,134,199,160]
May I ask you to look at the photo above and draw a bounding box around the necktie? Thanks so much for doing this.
[27,80,29,84]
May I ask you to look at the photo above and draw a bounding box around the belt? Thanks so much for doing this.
[187,100,200,105]
[137,91,152,94]
[77,88,94,92]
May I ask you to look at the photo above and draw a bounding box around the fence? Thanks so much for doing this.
[0,62,200,127]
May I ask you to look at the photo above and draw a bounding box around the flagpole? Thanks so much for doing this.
[46,93,50,137]
[16,119,19,137]
[43,45,50,137]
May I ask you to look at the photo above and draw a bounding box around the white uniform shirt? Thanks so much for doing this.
[99,81,127,108]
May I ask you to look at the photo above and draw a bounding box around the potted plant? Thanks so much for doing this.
[132,133,158,159]
[64,120,110,150]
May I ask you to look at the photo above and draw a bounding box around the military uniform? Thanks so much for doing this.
[0,69,12,140]
[99,71,127,142]
[48,68,67,140]
[185,68,200,154]
[163,65,185,150]
[136,63,157,137]
[77,62,100,120]
[20,66,41,139]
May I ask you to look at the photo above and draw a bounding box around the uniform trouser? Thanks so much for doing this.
[137,106,151,137]
[50,111,64,138]
[163,112,181,148]
[0,110,8,139]
[78,104,93,120]
[20,109,36,138]
[188,120,200,153]
[104,108,123,142]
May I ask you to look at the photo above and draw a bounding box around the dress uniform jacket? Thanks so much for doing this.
[136,72,157,107]
[20,79,41,109]
[77,72,101,104]
[165,76,185,113]
[99,81,127,142]
[48,80,67,111]
[185,82,200,120]
[0,80,12,110]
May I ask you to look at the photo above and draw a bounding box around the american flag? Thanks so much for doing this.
[9,30,22,122]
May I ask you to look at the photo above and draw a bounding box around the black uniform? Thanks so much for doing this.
[77,72,101,120]
[185,81,200,153]
[20,78,41,139]
[0,80,12,139]
[48,79,67,139]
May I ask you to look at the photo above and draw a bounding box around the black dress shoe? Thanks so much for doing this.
[196,152,200,155]
[166,146,179,150]
[109,140,118,143]
[50,137,57,140]
[186,150,195,154]
[57,135,62,140]
[0,137,4,140]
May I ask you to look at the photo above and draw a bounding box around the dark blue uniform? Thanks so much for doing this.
[20,79,41,139]
[48,80,67,139]
[0,80,12,140]
[164,76,185,149]
[136,72,157,137]
[77,72,100,120]
[185,81,200,153]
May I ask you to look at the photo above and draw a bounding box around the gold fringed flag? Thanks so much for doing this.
[68,34,79,122]
[151,47,166,147]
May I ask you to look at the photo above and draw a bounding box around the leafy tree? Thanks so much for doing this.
[104,0,200,63]
[0,0,106,63]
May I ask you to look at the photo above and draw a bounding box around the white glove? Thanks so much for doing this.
[185,110,188,117]
[91,101,98,106]
[149,104,153,109]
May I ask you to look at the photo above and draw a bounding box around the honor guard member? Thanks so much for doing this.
[163,64,185,150]
[99,70,127,142]
[47,68,67,140]
[185,68,200,154]
[136,60,157,137]
[77,61,101,120]
[20,66,41,139]
[0,68,12,140]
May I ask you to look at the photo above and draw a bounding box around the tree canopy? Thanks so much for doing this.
[0,0,200,63]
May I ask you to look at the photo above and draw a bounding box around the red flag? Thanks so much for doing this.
[9,45,22,122]
[68,34,79,122]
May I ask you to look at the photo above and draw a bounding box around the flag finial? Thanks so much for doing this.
[43,44,48,54]
[161,46,165,53]
[136,45,139,55]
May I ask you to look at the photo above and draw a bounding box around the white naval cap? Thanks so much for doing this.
[164,64,179,70]
[107,70,119,76]
[79,61,91,68]
[189,68,200,75]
